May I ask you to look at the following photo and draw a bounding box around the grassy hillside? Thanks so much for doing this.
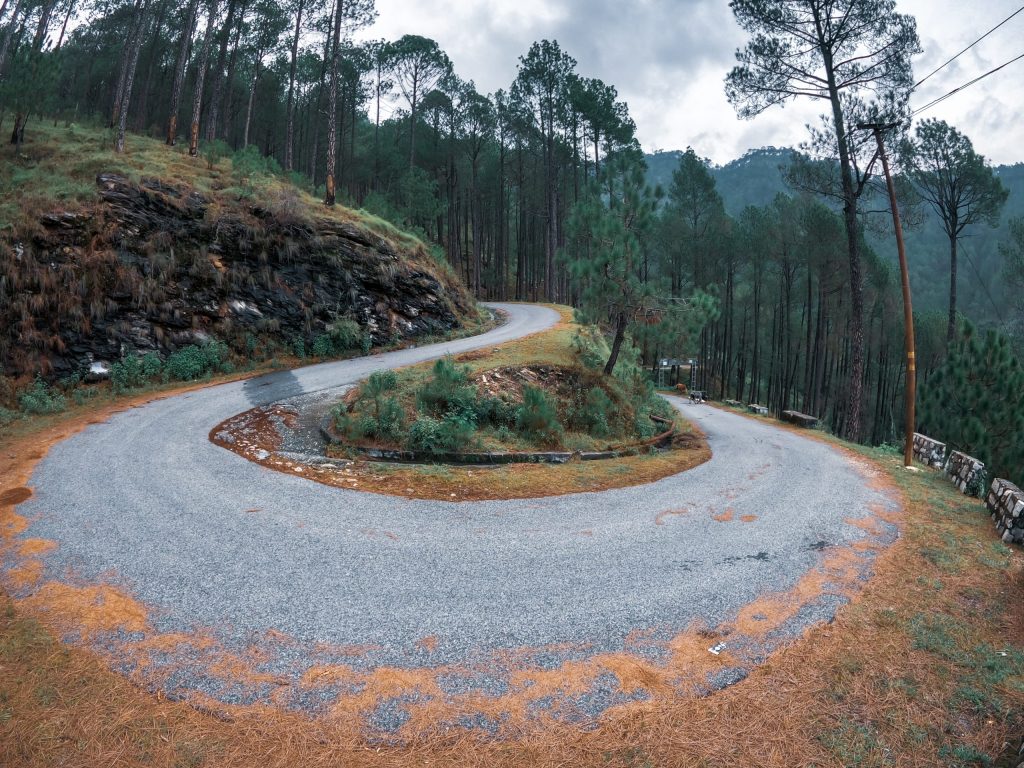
[0,123,478,385]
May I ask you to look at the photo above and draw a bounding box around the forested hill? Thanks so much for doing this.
[646,147,797,216]
[646,148,1024,323]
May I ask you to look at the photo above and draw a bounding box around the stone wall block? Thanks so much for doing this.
[986,478,1023,546]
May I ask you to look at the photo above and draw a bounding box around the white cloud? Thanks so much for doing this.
[361,0,1024,165]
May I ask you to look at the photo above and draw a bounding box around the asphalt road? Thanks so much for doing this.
[5,302,899,729]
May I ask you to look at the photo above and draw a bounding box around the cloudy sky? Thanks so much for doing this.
[359,0,1024,166]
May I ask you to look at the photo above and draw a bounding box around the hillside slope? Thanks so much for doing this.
[0,125,477,380]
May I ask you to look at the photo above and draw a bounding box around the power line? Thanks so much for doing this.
[914,4,1024,89]
[911,50,1024,117]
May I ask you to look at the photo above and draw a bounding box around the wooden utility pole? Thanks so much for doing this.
[859,122,916,468]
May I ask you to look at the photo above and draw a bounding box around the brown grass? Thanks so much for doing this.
[1,375,1023,765]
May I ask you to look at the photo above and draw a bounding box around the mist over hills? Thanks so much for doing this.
[645,148,1024,328]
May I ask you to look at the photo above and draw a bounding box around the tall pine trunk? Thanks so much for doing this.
[947,232,958,344]
[114,0,149,153]
[323,0,343,206]
[166,0,199,145]
[283,0,304,171]
[188,0,219,157]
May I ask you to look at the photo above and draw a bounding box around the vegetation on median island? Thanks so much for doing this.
[328,321,678,457]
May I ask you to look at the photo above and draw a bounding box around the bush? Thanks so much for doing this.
[364,370,398,398]
[376,396,405,440]
[437,412,475,451]
[19,377,67,415]
[573,386,613,438]
[311,319,365,358]
[407,412,474,454]
[634,410,659,440]
[473,395,516,427]
[72,386,100,405]
[311,334,334,358]
[333,395,404,443]
[571,325,610,370]
[515,386,563,446]
[164,341,230,381]
[416,357,478,418]
[111,352,162,392]
[203,139,231,171]
[407,416,440,452]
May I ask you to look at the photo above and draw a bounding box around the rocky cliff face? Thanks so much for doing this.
[0,173,476,379]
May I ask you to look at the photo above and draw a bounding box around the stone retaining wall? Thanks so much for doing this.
[912,432,946,468]
[987,478,1024,545]
[945,450,986,495]
[320,414,676,465]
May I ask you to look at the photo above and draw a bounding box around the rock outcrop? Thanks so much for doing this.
[0,174,475,379]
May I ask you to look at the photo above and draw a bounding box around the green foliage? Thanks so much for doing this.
[376,397,406,440]
[415,356,478,419]
[514,386,563,446]
[473,395,516,427]
[406,412,474,454]
[231,146,281,194]
[0,406,19,426]
[572,386,613,438]
[111,352,162,392]
[72,386,100,405]
[18,378,67,415]
[311,319,365,358]
[203,140,231,171]
[364,370,398,399]
[570,325,610,370]
[919,323,1024,486]
[164,341,231,381]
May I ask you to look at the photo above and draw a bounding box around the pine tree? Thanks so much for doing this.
[919,322,1024,486]
[565,152,716,376]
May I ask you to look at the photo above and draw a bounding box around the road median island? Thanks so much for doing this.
[211,306,711,500]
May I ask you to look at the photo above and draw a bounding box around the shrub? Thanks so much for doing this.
[473,395,515,427]
[290,338,306,359]
[19,377,67,415]
[231,145,278,190]
[311,319,365,358]
[416,356,478,418]
[72,386,100,405]
[376,396,405,440]
[573,386,613,438]
[364,370,398,400]
[407,416,440,453]
[515,386,563,446]
[407,412,474,454]
[111,352,162,392]
[203,139,231,171]
[436,412,475,451]
[164,341,230,381]
[571,325,610,370]
[330,318,364,351]
[634,411,659,440]
[311,334,334,358]
[0,405,18,425]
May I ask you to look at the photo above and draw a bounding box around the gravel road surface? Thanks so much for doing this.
[4,302,899,732]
